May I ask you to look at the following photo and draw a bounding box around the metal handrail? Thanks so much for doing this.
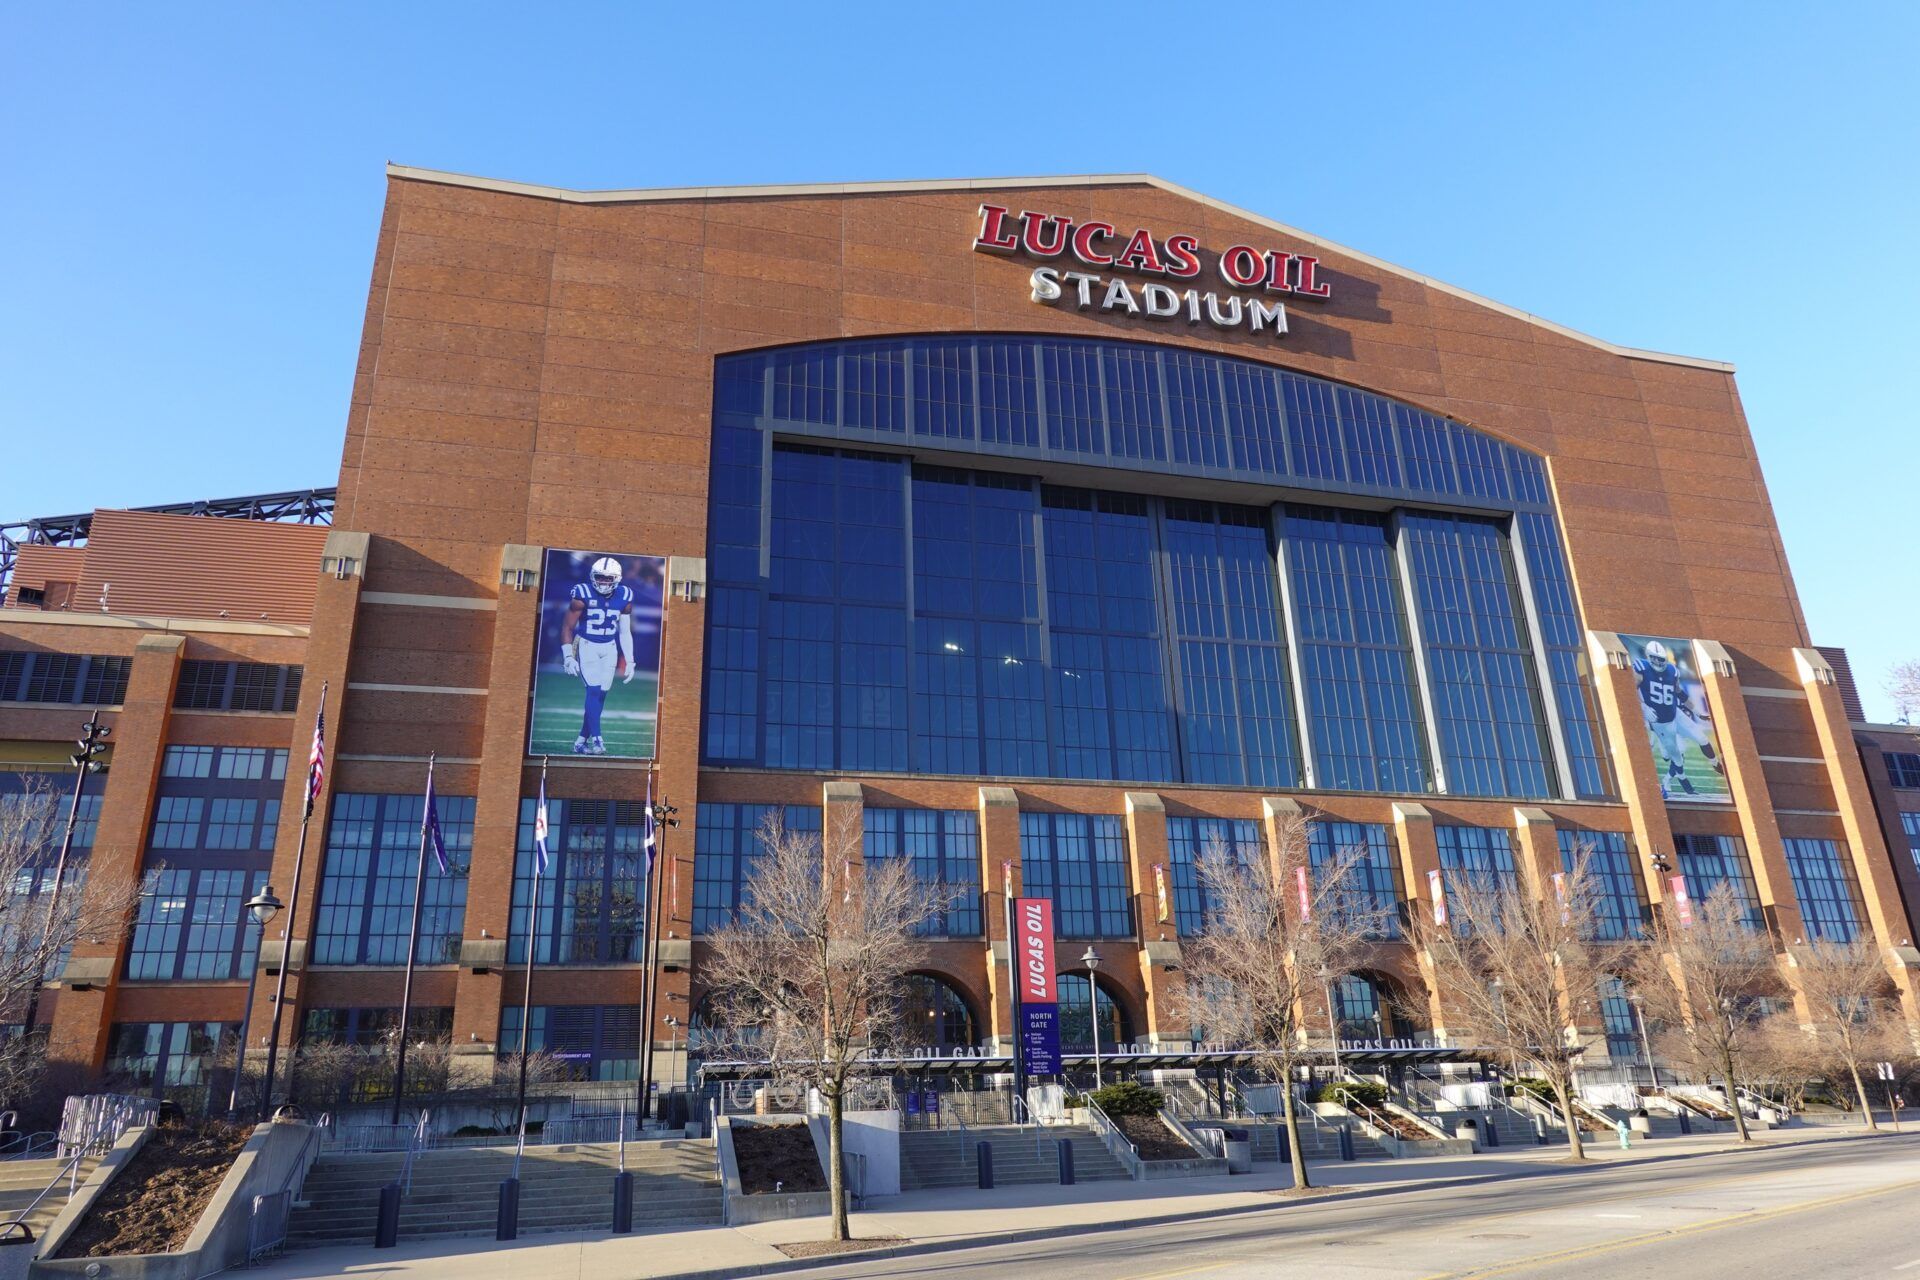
[1081,1099,1140,1175]
[0,1146,90,1244]
[398,1110,431,1195]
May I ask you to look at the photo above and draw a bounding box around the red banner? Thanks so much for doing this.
[1015,897,1058,1004]
[1669,874,1695,926]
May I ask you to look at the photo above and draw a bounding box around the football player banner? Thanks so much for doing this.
[529,549,666,759]
[1620,634,1731,803]
[1015,897,1062,1076]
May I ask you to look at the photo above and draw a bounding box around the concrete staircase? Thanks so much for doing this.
[899,1125,1129,1190]
[1242,1118,1389,1162]
[286,1139,720,1247]
[0,1155,98,1245]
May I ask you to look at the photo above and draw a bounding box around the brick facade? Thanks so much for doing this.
[4,168,1915,1095]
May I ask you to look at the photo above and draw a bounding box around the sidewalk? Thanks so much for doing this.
[242,1121,1909,1280]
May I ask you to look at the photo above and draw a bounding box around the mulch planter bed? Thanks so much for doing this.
[733,1122,827,1194]
[1111,1113,1196,1162]
[55,1122,251,1259]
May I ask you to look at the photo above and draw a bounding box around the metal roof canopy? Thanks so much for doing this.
[696,1044,1493,1080]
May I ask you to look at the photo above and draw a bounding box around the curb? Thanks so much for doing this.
[635,1126,1912,1280]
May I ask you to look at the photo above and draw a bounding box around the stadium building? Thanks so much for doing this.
[6,167,1920,1105]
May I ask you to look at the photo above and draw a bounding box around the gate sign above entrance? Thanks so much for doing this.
[973,204,1333,341]
[1015,896,1061,1076]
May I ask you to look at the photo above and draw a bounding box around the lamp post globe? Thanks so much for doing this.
[230,884,283,1118]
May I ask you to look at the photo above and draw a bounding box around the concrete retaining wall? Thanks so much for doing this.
[30,1121,313,1280]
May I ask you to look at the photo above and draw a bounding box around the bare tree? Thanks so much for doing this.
[1887,660,1920,725]
[1746,1010,1832,1116]
[0,777,142,1112]
[1171,809,1389,1190]
[1792,938,1911,1130]
[1629,884,1780,1142]
[1414,852,1629,1161]
[702,811,940,1241]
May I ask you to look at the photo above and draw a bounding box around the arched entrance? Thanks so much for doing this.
[898,972,979,1052]
[1056,972,1132,1053]
[1333,971,1425,1042]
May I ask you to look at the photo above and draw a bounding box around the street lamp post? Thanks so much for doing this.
[664,1015,681,1099]
[1320,967,1343,1079]
[229,886,283,1119]
[23,711,110,1037]
[1629,992,1658,1090]
[1080,946,1103,1089]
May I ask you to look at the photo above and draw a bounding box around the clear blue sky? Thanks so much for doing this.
[3,4,1914,716]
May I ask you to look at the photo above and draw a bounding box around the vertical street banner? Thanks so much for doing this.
[1014,897,1061,1076]
[1669,874,1695,926]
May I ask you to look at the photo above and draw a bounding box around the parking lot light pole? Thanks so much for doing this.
[1629,991,1658,1090]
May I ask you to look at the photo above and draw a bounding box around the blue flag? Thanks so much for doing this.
[533,764,551,877]
[423,758,449,876]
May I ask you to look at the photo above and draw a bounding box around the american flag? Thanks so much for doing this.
[304,685,328,817]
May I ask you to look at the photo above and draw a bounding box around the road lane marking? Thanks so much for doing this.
[1892,1260,1920,1271]
[1120,1262,1231,1280]
[1428,1174,1920,1277]
[1593,1213,1641,1219]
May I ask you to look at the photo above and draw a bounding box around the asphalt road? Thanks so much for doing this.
[781,1133,1920,1279]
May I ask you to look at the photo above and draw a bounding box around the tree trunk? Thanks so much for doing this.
[828,1090,850,1240]
[1849,1064,1878,1131]
[1281,1072,1312,1189]
[1722,1047,1752,1143]
[1552,1075,1586,1160]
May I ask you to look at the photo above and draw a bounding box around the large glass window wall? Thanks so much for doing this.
[705,336,1612,802]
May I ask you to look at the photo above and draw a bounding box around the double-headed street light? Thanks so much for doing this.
[230,885,283,1118]
[1081,946,1103,1088]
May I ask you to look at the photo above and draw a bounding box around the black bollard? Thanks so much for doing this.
[496,1176,520,1241]
[977,1140,993,1189]
[374,1181,401,1249]
[612,1170,634,1233]
[1678,1110,1692,1136]
[1483,1113,1500,1148]
[1337,1125,1355,1161]
[1057,1138,1075,1185]
[1274,1124,1290,1166]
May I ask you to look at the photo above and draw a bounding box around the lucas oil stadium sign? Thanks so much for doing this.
[972,204,1332,339]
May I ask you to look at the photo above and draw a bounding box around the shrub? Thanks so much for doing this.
[1313,1080,1387,1109]
[1510,1077,1557,1103]
[1083,1081,1164,1117]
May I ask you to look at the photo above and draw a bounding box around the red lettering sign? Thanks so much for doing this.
[1015,897,1058,1004]
[972,205,1332,301]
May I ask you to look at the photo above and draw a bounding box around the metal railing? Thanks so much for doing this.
[248,1115,334,1265]
[1081,1099,1141,1177]
[398,1110,431,1195]
[0,1131,58,1160]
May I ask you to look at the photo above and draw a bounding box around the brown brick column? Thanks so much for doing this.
[1390,801,1450,1037]
[1694,640,1807,941]
[649,557,707,1089]
[1514,807,1601,1044]
[1121,792,1182,1044]
[1586,632,1679,912]
[249,531,367,1086]
[448,544,542,1079]
[1794,647,1920,1021]
[47,634,185,1078]
[977,786,1020,1050]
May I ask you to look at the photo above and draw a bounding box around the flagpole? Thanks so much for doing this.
[636,769,661,1121]
[515,758,549,1141]
[261,679,326,1120]
[391,752,436,1123]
